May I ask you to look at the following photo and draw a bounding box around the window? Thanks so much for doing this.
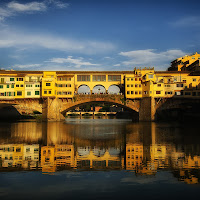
[0,78,5,83]
[44,91,47,94]
[16,84,19,87]
[135,91,138,95]
[48,91,51,94]
[108,75,121,81]
[135,84,138,87]
[131,91,134,94]
[175,91,181,96]
[157,84,161,87]
[20,85,23,87]
[16,78,23,81]
[135,78,137,81]
[127,78,129,81]
[35,91,39,95]
[26,148,30,152]
[165,91,172,95]
[185,92,191,95]
[17,91,22,96]
[35,85,40,87]
[16,148,21,152]
[0,85,3,89]
[11,84,14,88]
[139,84,141,87]
[193,78,196,82]
[183,80,186,83]
[127,91,130,94]
[27,92,31,96]
[192,92,196,96]
[176,84,183,87]
[46,83,51,86]
[156,91,161,94]
[127,85,130,87]
[10,78,14,81]
[93,75,106,81]
[7,85,9,88]
[148,74,153,79]
[144,91,148,94]
[131,84,133,87]
[77,75,90,81]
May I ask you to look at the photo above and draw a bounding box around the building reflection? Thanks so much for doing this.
[0,121,200,184]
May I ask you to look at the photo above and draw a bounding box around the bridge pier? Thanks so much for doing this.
[42,98,65,121]
[139,97,156,121]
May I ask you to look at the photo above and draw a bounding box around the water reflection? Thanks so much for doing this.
[0,120,200,185]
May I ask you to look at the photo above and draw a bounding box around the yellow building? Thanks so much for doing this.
[56,74,74,98]
[24,75,41,98]
[15,76,25,98]
[0,76,15,98]
[168,52,200,71]
[42,72,57,97]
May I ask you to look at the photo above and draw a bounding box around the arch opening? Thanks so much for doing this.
[108,85,121,95]
[92,85,106,94]
[78,85,91,94]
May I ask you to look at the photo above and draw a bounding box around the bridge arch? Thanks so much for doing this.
[108,85,121,94]
[92,85,106,94]
[60,95,140,114]
[78,84,91,94]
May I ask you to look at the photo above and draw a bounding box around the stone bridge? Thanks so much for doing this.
[42,95,141,121]
[1,96,200,121]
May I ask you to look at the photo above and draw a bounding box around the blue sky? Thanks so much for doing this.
[0,0,200,71]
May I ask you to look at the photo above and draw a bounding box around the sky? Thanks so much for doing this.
[0,0,200,71]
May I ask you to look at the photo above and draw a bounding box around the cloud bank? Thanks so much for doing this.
[119,49,187,69]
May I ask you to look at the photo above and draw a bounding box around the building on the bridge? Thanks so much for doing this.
[24,75,41,98]
[168,52,200,71]
[0,76,15,98]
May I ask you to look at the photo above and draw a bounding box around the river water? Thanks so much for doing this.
[0,118,200,200]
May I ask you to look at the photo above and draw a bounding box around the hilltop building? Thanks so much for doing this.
[168,52,200,71]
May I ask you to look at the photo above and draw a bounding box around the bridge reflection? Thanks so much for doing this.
[0,121,200,184]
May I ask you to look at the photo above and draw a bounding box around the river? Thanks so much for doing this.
[0,119,200,200]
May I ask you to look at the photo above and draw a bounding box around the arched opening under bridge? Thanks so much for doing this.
[78,85,91,94]
[92,85,106,94]
[62,100,139,120]
[108,85,121,94]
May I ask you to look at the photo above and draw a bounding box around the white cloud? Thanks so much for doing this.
[47,0,69,9]
[0,0,68,20]
[47,56,100,68]
[0,26,115,54]
[14,63,42,69]
[170,16,200,27]
[113,64,120,67]
[7,1,47,12]
[119,49,187,69]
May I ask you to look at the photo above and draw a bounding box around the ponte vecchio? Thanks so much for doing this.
[1,63,200,121]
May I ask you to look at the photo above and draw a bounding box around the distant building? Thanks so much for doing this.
[168,52,200,71]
